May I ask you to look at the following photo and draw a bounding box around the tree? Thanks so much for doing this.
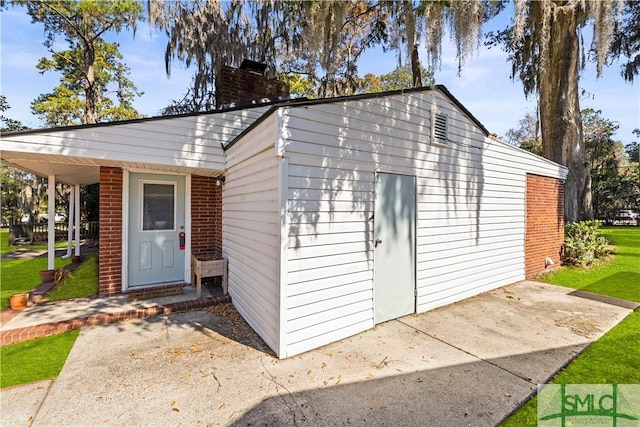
[150,0,389,109]
[503,111,543,156]
[160,75,214,116]
[0,165,48,225]
[490,1,627,222]
[627,129,640,164]
[150,0,289,112]
[0,95,27,132]
[19,0,144,125]
[582,108,624,171]
[288,1,501,96]
[291,1,390,98]
[581,110,637,221]
[611,0,640,82]
[1,96,47,226]
[592,163,639,221]
[359,64,432,94]
[150,1,502,112]
[0,167,22,225]
[279,73,317,99]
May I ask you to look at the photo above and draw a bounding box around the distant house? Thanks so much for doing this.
[1,65,566,358]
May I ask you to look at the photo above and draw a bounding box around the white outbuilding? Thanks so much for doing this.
[221,85,567,358]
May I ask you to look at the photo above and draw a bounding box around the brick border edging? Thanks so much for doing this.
[0,295,231,346]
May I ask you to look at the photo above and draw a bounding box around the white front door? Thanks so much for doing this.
[128,173,186,287]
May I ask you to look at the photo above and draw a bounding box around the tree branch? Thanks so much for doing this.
[44,3,90,47]
[48,49,81,69]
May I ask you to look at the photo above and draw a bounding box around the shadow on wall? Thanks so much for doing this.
[285,90,486,257]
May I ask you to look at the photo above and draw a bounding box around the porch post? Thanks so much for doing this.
[74,184,81,256]
[47,175,55,270]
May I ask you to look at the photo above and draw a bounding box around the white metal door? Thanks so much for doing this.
[373,172,416,323]
[128,173,186,287]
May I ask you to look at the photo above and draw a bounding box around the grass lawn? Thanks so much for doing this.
[1,229,97,389]
[1,229,72,310]
[501,226,640,426]
[538,226,640,302]
[1,228,68,256]
[0,330,80,389]
[43,255,98,302]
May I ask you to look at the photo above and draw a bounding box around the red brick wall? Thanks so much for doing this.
[215,65,289,107]
[96,172,221,295]
[525,174,565,278]
[191,175,222,257]
[98,167,123,296]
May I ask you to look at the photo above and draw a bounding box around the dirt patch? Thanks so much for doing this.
[202,302,274,356]
[554,315,602,339]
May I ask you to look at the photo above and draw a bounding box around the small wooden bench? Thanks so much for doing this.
[191,255,228,298]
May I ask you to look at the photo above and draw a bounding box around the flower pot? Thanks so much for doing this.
[9,293,28,311]
[71,255,82,264]
[39,269,56,283]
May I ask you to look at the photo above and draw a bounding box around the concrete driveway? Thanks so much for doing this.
[1,281,635,427]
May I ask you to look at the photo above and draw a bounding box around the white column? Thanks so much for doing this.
[48,175,55,270]
[62,186,73,259]
[74,184,81,256]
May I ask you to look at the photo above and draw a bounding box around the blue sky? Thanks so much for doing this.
[1,6,638,146]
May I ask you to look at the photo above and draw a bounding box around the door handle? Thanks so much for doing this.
[375,239,382,247]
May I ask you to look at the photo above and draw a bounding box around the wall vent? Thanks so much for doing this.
[430,109,448,145]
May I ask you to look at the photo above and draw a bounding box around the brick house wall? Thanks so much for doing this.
[98,166,123,296]
[191,175,222,257]
[525,174,565,278]
[216,65,289,107]
[97,171,221,296]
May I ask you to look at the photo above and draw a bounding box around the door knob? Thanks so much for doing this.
[375,239,382,247]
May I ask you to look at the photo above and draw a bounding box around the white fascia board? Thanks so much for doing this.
[276,108,288,158]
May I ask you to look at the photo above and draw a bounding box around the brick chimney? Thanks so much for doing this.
[215,59,290,108]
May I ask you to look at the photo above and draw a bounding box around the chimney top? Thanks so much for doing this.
[240,59,267,74]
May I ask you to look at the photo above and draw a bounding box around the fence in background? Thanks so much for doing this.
[8,222,99,244]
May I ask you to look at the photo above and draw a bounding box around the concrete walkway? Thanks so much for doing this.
[1,281,637,427]
[0,284,229,345]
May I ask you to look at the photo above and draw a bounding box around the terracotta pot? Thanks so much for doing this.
[9,293,28,311]
[39,269,56,283]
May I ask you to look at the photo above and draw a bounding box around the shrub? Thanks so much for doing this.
[563,220,610,267]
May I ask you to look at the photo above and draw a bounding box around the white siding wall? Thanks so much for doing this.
[279,90,565,357]
[223,115,282,353]
[2,107,268,177]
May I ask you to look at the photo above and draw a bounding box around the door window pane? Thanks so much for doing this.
[142,183,175,231]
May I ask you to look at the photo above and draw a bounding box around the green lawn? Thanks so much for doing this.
[0,330,80,389]
[501,226,640,426]
[1,228,68,257]
[1,228,97,389]
[1,229,72,310]
[43,255,98,302]
[538,226,640,302]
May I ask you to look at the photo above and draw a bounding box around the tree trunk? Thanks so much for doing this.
[411,45,422,87]
[83,27,96,124]
[538,5,593,222]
